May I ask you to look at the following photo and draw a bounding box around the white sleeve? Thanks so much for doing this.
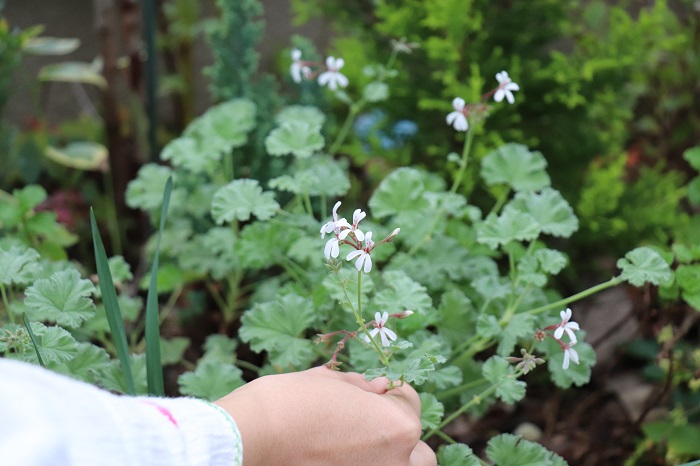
[0,359,243,466]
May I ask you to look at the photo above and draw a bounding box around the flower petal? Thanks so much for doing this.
[554,326,564,340]
[562,350,570,370]
[325,56,335,69]
[380,311,389,323]
[506,91,515,104]
[494,89,505,103]
[382,327,397,342]
[374,311,382,323]
[362,254,373,273]
[452,97,465,111]
[346,249,364,261]
[569,347,579,365]
[379,329,391,347]
[318,71,332,87]
[291,49,302,60]
[564,327,577,344]
[353,229,365,242]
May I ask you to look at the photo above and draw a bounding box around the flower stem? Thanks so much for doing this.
[329,105,360,155]
[436,377,488,400]
[1,284,14,324]
[449,125,475,194]
[355,269,391,368]
[406,127,476,257]
[526,276,624,316]
[422,382,499,441]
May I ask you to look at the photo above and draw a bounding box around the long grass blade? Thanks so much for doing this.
[90,208,135,395]
[145,176,173,396]
[22,312,45,368]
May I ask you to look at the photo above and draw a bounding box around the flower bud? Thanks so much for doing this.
[391,310,413,319]
[385,228,400,242]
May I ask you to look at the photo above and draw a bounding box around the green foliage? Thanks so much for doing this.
[437,444,481,466]
[617,247,672,287]
[482,356,526,404]
[211,179,279,223]
[265,121,325,158]
[178,360,245,401]
[24,269,96,327]
[481,144,551,192]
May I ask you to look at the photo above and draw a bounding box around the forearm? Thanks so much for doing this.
[0,359,242,466]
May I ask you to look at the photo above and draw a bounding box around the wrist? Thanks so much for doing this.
[215,387,271,466]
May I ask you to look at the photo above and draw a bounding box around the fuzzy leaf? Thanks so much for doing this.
[269,155,350,197]
[178,360,244,401]
[237,221,300,270]
[476,314,502,338]
[617,247,672,286]
[178,228,238,280]
[419,393,444,430]
[275,105,325,130]
[535,248,568,275]
[481,143,551,192]
[437,444,481,466]
[486,434,550,466]
[24,269,96,327]
[544,336,596,389]
[374,271,433,331]
[25,322,79,365]
[509,188,578,238]
[98,354,148,395]
[363,81,389,102]
[126,164,177,211]
[185,98,256,150]
[0,246,40,286]
[200,334,238,365]
[498,314,537,356]
[368,168,429,218]
[239,294,316,370]
[161,137,220,174]
[160,337,190,366]
[265,121,324,158]
[517,255,547,287]
[365,354,446,385]
[211,179,279,224]
[482,356,526,404]
[50,342,109,383]
[476,210,540,249]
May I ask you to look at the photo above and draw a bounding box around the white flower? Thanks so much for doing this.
[363,311,398,347]
[318,56,349,91]
[562,343,580,370]
[446,97,469,131]
[290,49,303,83]
[494,71,520,104]
[553,308,580,343]
[339,208,366,242]
[346,231,374,273]
[320,201,350,238]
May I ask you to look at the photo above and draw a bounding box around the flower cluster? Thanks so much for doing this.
[446,70,520,132]
[320,201,400,274]
[290,49,349,91]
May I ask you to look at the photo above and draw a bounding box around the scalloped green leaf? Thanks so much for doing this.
[509,188,578,237]
[476,210,540,249]
[617,247,672,286]
[363,81,389,102]
[239,293,316,370]
[24,269,96,327]
[49,342,110,383]
[161,136,221,174]
[0,246,40,286]
[126,164,176,211]
[374,271,433,331]
[211,179,279,224]
[535,248,568,275]
[269,155,350,197]
[25,322,79,365]
[275,105,326,130]
[498,314,537,356]
[14,185,47,213]
[178,228,238,280]
[200,334,238,365]
[185,98,257,151]
[482,356,526,404]
[481,143,551,192]
[437,444,481,466]
[542,335,596,389]
[178,360,244,401]
[486,434,550,466]
[683,146,700,171]
[368,168,429,218]
[365,354,446,385]
[265,121,324,158]
[419,393,444,430]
